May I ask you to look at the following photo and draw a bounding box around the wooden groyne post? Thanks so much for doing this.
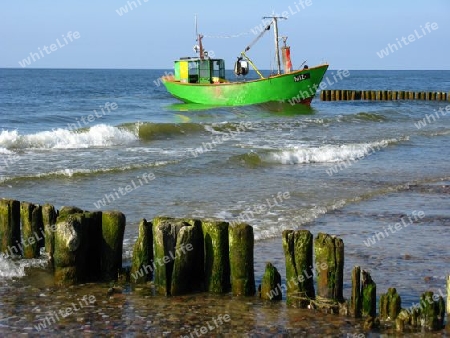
[282,230,315,307]
[0,199,20,256]
[321,90,450,101]
[314,233,344,302]
[229,223,255,296]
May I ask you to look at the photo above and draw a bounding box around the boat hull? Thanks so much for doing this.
[162,64,329,106]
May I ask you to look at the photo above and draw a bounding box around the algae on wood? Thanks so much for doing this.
[351,266,362,318]
[130,219,153,283]
[379,287,401,320]
[42,203,57,260]
[202,220,230,293]
[101,211,126,281]
[314,232,344,302]
[20,202,44,258]
[229,223,255,296]
[0,199,20,255]
[260,262,282,301]
[282,230,315,307]
[361,270,376,317]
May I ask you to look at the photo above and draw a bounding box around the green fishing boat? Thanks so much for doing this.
[162,16,328,106]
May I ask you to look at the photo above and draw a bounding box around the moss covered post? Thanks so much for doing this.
[0,199,20,256]
[351,266,362,318]
[282,230,315,307]
[361,270,376,317]
[130,219,153,283]
[379,287,401,320]
[418,291,445,331]
[42,203,57,260]
[202,220,230,293]
[20,202,44,258]
[101,211,126,281]
[260,262,282,301]
[229,223,255,296]
[314,233,344,302]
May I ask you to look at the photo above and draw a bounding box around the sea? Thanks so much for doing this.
[0,68,449,336]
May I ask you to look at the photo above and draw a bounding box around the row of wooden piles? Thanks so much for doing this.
[0,198,448,332]
[320,90,450,101]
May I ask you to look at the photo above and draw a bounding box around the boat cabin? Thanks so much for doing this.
[173,57,226,84]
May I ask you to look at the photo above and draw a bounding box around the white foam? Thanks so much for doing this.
[265,139,402,165]
[0,124,138,150]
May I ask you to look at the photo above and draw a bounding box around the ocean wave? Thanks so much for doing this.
[0,124,138,150]
[0,160,177,184]
[230,137,408,166]
[120,122,205,141]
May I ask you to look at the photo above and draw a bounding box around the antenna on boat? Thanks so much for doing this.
[262,16,287,75]
[193,15,205,60]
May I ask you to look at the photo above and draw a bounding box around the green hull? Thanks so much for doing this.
[162,64,329,106]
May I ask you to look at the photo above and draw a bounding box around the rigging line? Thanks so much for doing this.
[203,32,250,39]
[242,23,271,53]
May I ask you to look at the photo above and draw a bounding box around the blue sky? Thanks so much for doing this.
[1,0,449,70]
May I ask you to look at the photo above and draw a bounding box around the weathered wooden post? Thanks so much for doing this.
[391,91,397,100]
[361,270,376,317]
[379,287,401,320]
[153,217,178,295]
[20,202,44,258]
[171,219,204,295]
[325,90,331,101]
[0,199,20,256]
[42,203,57,258]
[229,223,255,296]
[282,230,315,307]
[202,220,230,293]
[153,217,203,295]
[53,213,87,285]
[130,219,153,283]
[418,291,445,331]
[320,90,325,101]
[331,90,335,101]
[101,211,126,281]
[84,211,102,281]
[260,262,282,301]
[351,266,362,318]
[314,233,344,302]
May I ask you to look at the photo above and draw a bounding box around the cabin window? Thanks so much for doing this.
[188,61,199,83]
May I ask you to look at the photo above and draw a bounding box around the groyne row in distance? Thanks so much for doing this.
[0,198,448,333]
[320,90,450,101]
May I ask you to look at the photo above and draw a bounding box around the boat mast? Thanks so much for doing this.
[263,16,287,75]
